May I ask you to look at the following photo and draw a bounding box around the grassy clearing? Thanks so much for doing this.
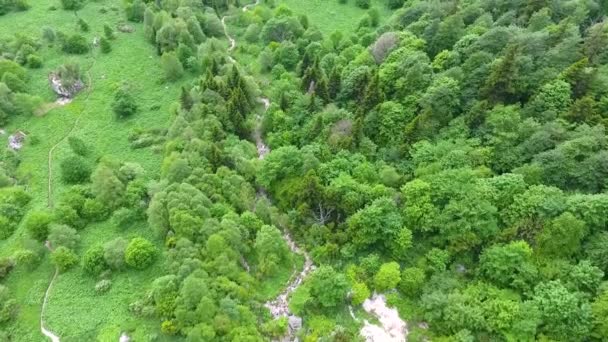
[0,1,188,340]
[44,221,167,342]
[278,0,392,34]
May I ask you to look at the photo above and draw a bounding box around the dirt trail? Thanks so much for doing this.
[256,97,314,340]
[222,3,409,340]
[47,52,98,208]
[221,3,315,340]
[254,98,270,159]
[242,0,261,12]
[41,267,60,342]
[263,231,315,315]
[221,16,236,52]
[221,0,261,53]
[41,38,100,342]
[41,243,60,342]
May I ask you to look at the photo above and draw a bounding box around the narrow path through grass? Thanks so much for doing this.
[40,243,59,342]
[46,51,98,208]
[41,25,100,341]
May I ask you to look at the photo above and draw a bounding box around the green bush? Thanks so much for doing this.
[351,282,370,305]
[103,24,114,39]
[0,285,17,323]
[374,262,401,291]
[82,198,108,221]
[1,72,26,93]
[0,0,29,14]
[41,26,56,43]
[82,245,108,275]
[0,216,14,240]
[26,54,43,68]
[111,208,137,230]
[0,59,26,80]
[0,258,14,280]
[14,0,30,11]
[160,52,184,82]
[112,88,138,118]
[244,24,261,43]
[399,267,426,296]
[13,249,40,270]
[48,224,80,250]
[60,0,83,10]
[103,237,127,270]
[62,34,90,54]
[60,155,91,183]
[50,246,78,272]
[368,8,380,26]
[125,0,145,22]
[77,18,89,32]
[355,0,370,9]
[23,211,53,241]
[387,0,404,9]
[67,136,88,156]
[125,237,156,269]
[100,37,111,53]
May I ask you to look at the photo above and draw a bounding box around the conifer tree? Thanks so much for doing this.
[328,66,342,100]
[280,92,290,111]
[482,43,520,103]
[361,72,383,111]
[299,50,314,77]
[180,87,193,111]
[317,76,330,103]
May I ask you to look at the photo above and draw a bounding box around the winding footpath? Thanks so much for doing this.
[222,3,316,341]
[41,244,60,342]
[41,30,100,342]
[255,96,314,341]
[225,5,408,340]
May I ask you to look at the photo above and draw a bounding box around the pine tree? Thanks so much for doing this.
[280,92,290,111]
[352,115,364,147]
[302,67,316,93]
[361,72,383,111]
[308,92,318,113]
[228,65,241,89]
[180,87,193,111]
[317,76,330,103]
[201,69,216,91]
[227,88,248,137]
[482,43,520,103]
[299,50,314,77]
[235,87,249,116]
[302,58,322,92]
[328,66,342,100]
[210,58,219,75]
[560,57,593,98]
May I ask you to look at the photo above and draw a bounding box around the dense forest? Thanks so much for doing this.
[1,0,608,341]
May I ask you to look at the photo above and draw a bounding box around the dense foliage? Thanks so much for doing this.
[1,0,608,340]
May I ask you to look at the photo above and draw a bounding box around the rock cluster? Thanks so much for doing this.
[48,73,84,99]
